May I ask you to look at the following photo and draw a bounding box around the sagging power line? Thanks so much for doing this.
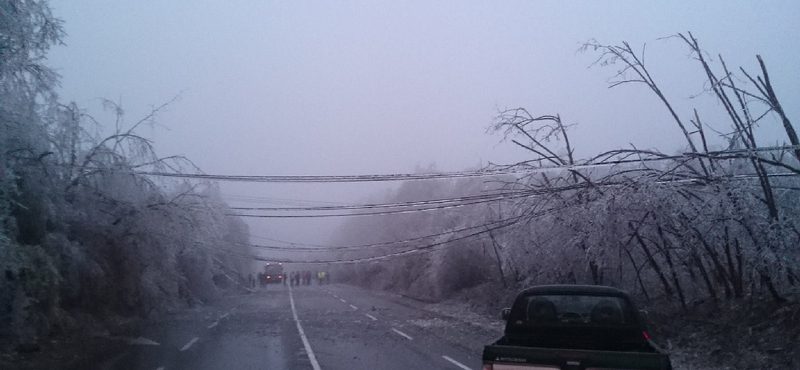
[55,144,800,184]
[214,217,517,252]
[227,191,529,212]
[223,172,798,218]
[197,216,523,264]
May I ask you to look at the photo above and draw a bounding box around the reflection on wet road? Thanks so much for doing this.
[75,284,486,370]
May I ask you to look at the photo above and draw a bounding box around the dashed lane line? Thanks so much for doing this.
[289,285,322,370]
[155,367,164,370]
[207,308,234,329]
[391,328,413,340]
[180,337,199,351]
[125,336,160,346]
[442,355,473,370]
[349,304,358,310]
[365,314,377,321]
[340,298,346,303]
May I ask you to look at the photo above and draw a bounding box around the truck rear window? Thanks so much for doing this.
[515,295,637,327]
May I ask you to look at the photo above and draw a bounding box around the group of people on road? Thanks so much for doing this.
[289,270,330,286]
[250,272,272,287]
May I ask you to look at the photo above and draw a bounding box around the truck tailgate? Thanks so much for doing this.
[483,344,672,370]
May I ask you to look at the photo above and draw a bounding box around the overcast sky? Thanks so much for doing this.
[46,1,800,246]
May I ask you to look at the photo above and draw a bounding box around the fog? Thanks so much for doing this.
[46,0,800,246]
[5,2,800,368]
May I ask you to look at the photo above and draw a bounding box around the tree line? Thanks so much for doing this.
[0,0,252,348]
[333,33,799,311]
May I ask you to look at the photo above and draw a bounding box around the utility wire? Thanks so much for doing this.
[223,172,798,218]
[226,192,530,218]
[196,216,522,264]
[213,217,518,252]
[152,172,800,262]
[228,191,531,212]
[78,144,800,183]
[222,194,353,206]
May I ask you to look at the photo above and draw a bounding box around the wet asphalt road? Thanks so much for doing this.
[78,284,488,370]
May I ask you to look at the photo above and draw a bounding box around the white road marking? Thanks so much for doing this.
[349,304,358,310]
[365,314,377,321]
[391,328,413,340]
[126,336,160,346]
[155,367,165,370]
[207,321,218,329]
[442,355,473,370]
[289,285,322,370]
[340,298,346,303]
[180,337,199,351]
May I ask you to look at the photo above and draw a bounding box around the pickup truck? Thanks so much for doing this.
[482,285,672,370]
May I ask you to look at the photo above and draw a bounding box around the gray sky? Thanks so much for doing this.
[46,1,800,246]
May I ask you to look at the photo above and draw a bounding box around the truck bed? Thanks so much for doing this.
[483,343,672,370]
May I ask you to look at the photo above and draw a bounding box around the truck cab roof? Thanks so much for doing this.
[517,284,630,298]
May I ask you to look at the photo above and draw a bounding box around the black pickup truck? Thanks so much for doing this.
[482,285,672,370]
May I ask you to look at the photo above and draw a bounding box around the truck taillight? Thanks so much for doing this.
[482,364,492,370]
[642,330,650,339]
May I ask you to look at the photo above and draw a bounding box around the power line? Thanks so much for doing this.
[223,172,798,219]
[215,217,518,252]
[163,171,800,263]
[226,192,529,218]
[83,144,800,183]
[197,216,522,264]
[222,194,353,206]
[133,168,518,183]
[205,201,574,263]
[228,191,531,212]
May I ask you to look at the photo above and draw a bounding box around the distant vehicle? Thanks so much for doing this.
[482,285,672,370]
[263,263,284,284]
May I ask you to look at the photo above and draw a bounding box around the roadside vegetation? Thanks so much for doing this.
[0,0,252,353]
[333,34,800,368]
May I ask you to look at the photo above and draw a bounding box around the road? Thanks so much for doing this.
[63,283,498,370]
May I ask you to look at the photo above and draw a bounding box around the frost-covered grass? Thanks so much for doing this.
[654,299,800,370]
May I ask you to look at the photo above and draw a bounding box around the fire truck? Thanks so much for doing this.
[263,263,284,284]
